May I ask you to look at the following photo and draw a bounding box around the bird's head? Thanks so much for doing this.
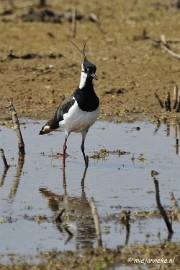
[39,124,52,135]
[82,58,97,80]
[72,41,98,80]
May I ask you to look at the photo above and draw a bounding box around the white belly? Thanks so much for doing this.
[59,101,99,134]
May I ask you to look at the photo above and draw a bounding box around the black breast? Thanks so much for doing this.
[74,84,99,112]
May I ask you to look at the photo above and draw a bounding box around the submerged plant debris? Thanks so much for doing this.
[91,148,129,160]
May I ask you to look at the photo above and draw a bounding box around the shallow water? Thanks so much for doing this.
[0,119,180,263]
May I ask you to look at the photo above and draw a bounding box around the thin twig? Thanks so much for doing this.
[71,7,76,38]
[154,38,180,44]
[55,209,65,223]
[0,168,8,187]
[90,197,102,247]
[173,85,179,110]
[175,87,180,112]
[160,35,180,60]
[155,86,180,112]
[120,210,131,245]
[0,148,9,169]
[64,226,73,244]
[153,177,173,234]
[164,92,171,111]
[6,102,25,156]
[169,192,180,222]
[154,92,164,109]
[175,138,179,155]
[64,225,73,237]
[9,155,25,201]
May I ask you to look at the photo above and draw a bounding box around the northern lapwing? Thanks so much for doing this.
[39,43,100,168]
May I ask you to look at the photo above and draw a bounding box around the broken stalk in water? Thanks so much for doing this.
[169,192,180,222]
[154,85,180,112]
[90,197,102,248]
[6,102,25,157]
[0,148,9,170]
[152,176,173,235]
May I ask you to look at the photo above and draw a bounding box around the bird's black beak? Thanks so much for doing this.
[91,73,98,80]
[39,124,52,135]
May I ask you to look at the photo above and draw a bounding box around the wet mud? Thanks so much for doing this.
[0,0,180,122]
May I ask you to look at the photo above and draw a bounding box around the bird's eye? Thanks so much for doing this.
[84,68,89,73]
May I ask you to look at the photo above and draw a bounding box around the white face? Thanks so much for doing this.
[79,64,88,89]
[81,63,84,72]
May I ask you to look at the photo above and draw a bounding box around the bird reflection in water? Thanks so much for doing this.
[39,166,100,250]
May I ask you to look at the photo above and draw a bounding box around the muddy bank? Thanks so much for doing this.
[0,0,180,123]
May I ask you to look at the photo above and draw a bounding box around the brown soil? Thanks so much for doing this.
[0,0,180,123]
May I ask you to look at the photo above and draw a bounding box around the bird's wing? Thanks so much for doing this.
[55,96,75,121]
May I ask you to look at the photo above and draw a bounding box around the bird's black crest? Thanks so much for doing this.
[71,41,88,60]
